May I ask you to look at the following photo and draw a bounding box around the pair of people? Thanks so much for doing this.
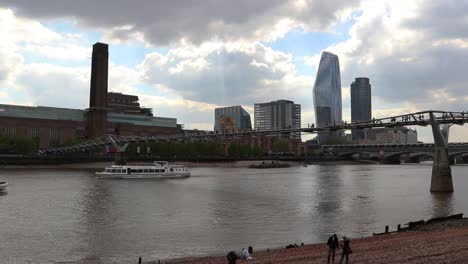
[327,234,352,263]
[240,246,253,259]
[227,246,253,263]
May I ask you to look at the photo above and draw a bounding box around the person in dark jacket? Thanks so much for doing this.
[226,251,238,264]
[327,234,340,263]
[340,236,352,264]
[248,246,253,256]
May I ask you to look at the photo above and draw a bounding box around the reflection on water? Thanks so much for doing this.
[1,165,468,263]
[430,193,454,218]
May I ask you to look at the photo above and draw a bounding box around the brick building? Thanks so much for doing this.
[0,42,181,149]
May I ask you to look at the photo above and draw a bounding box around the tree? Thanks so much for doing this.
[272,139,290,152]
[0,134,37,154]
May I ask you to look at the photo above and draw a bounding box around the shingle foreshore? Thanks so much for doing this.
[163,221,468,264]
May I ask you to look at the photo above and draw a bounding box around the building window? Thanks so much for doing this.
[2,127,16,137]
[50,128,60,146]
[30,128,40,138]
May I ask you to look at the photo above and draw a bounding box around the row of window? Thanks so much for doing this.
[107,168,167,173]
[0,127,60,139]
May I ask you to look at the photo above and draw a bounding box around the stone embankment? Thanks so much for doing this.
[156,214,468,264]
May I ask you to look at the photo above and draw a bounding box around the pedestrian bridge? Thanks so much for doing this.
[38,110,468,193]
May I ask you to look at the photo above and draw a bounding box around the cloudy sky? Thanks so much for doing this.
[0,0,467,142]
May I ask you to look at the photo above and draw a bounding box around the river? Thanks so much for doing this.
[0,163,467,263]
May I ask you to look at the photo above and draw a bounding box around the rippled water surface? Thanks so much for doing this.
[1,163,468,263]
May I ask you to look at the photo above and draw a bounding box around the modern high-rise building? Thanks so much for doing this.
[254,100,301,139]
[214,106,252,132]
[351,77,372,141]
[312,51,342,143]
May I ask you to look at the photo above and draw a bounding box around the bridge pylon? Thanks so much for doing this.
[429,112,453,192]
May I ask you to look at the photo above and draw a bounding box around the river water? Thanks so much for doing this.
[1,163,467,263]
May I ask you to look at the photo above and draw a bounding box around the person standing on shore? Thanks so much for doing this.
[248,245,253,256]
[339,236,352,264]
[327,234,340,263]
[226,251,238,264]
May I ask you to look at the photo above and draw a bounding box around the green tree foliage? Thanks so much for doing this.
[272,139,290,152]
[127,141,262,159]
[0,134,38,154]
[321,136,352,145]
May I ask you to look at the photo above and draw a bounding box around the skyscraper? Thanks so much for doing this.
[312,51,342,143]
[214,106,252,132]
[351,77,372,141]
[254,100,301,139]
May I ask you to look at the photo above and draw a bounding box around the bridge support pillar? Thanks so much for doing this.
[429,112,453,192]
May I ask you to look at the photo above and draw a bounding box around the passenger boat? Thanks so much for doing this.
[95,161,190,179]
[0,181,8,192]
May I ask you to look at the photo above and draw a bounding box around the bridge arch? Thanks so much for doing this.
[409,152,434,159]
[449,151,468,159]
[384,151,413,159]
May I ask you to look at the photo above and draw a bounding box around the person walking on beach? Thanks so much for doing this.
[340,236,352,264]
[327,234,340,263]
[226,251,238,264]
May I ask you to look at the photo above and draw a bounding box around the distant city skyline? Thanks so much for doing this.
[0,1,468,142]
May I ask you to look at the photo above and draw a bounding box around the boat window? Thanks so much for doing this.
[170,168,174,172]
[111,169,116,173]
[143,169,149,173]
[138,169,143,173]
[131,169,137,173]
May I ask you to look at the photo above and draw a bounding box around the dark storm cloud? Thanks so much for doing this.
[0,0,360,45]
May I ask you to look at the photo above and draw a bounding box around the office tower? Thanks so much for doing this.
[312,51,342,143]
[351,77,372,141]
[254,100,301,139]
[214,106,252,132]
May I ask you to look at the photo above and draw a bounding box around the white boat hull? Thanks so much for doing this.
[95,161,190,179]
[95,172,190,179]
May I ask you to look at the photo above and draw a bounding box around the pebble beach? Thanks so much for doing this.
[162,219,468,264]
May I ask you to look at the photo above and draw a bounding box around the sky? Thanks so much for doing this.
[0,0,467,142]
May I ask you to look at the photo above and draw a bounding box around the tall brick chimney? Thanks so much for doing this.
[87,42,109,138]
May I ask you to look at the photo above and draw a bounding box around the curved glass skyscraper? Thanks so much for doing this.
[313,51,342,143]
